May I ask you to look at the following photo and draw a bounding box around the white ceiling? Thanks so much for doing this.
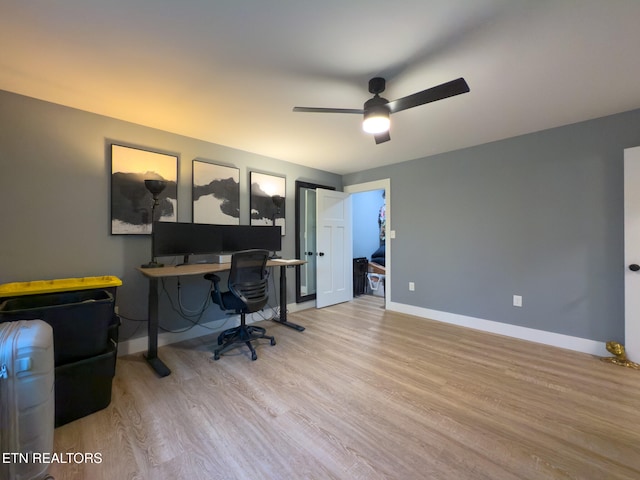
[2,1,640,175]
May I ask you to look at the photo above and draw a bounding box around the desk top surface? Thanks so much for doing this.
[137,258,305,278]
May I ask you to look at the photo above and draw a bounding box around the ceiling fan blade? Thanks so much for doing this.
[387,77,470,114]
[293,106,364,114]
[374,131,391,144]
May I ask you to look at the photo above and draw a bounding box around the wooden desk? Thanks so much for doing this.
[137,258,305,377]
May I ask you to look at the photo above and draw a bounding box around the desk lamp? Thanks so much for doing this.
[270,194,284,259]
[141,179,167,268]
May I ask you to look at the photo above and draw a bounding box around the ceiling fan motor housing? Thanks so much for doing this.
[363,95,390,134]
[365,78,389,116]
[364,95,390,115]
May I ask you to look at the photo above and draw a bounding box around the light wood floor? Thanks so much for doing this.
[49,296,640,480]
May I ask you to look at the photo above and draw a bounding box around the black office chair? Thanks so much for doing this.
[204,249,276,361]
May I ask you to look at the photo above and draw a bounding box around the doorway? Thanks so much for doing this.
[345,179,391,307]
[352,189,385,298]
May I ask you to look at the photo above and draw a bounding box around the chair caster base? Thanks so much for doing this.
[212,324,276,362]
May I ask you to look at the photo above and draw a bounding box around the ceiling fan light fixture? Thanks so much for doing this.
[362,105,390,134]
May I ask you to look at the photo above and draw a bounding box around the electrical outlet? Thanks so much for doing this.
[409,282,415,291]
[513,295,522,307]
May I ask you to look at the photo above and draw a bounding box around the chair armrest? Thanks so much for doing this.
[204,273,225,308]
[204,273,221,283]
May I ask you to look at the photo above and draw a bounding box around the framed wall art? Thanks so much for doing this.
[250,171,286,235]
[192,160,240,225]
[110,144,178,235]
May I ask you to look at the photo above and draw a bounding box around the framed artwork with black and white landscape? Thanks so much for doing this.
[110,144,178,235]
[250,171,286,235]
[192,160,240,225]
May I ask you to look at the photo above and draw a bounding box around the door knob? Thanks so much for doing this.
[630,264,640,272]
[318,252,325,256]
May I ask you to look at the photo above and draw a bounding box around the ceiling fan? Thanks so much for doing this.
[293,77,470,144]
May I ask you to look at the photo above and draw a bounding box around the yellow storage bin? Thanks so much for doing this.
[0,276,122,298]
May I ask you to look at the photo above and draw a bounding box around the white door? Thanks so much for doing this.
[316,189,353,308]
[624,147,640,361]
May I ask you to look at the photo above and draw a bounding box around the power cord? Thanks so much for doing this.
[112,312,145,341]
[116,264,285,340]
[159,277,232,333]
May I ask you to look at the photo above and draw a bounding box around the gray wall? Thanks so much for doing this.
[344,108,640,343]
[0,90,341,341]
[352,189,384,259]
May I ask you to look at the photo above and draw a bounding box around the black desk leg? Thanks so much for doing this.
[272,265,305,332]
[144,278,171,377]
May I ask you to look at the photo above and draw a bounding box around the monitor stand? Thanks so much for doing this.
[175,254,192,267]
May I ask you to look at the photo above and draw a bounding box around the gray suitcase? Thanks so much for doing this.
[0,319,55,480]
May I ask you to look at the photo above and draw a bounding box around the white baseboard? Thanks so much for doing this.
[286,299,315,312]
[117,301,314,356]
[119,299,605,359]
[386,301,609,357]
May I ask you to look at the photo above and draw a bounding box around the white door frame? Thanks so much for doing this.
[345,179,391,306]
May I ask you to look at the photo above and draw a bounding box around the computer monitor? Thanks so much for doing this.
[152,221,223,262]
[217,225,282,252]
